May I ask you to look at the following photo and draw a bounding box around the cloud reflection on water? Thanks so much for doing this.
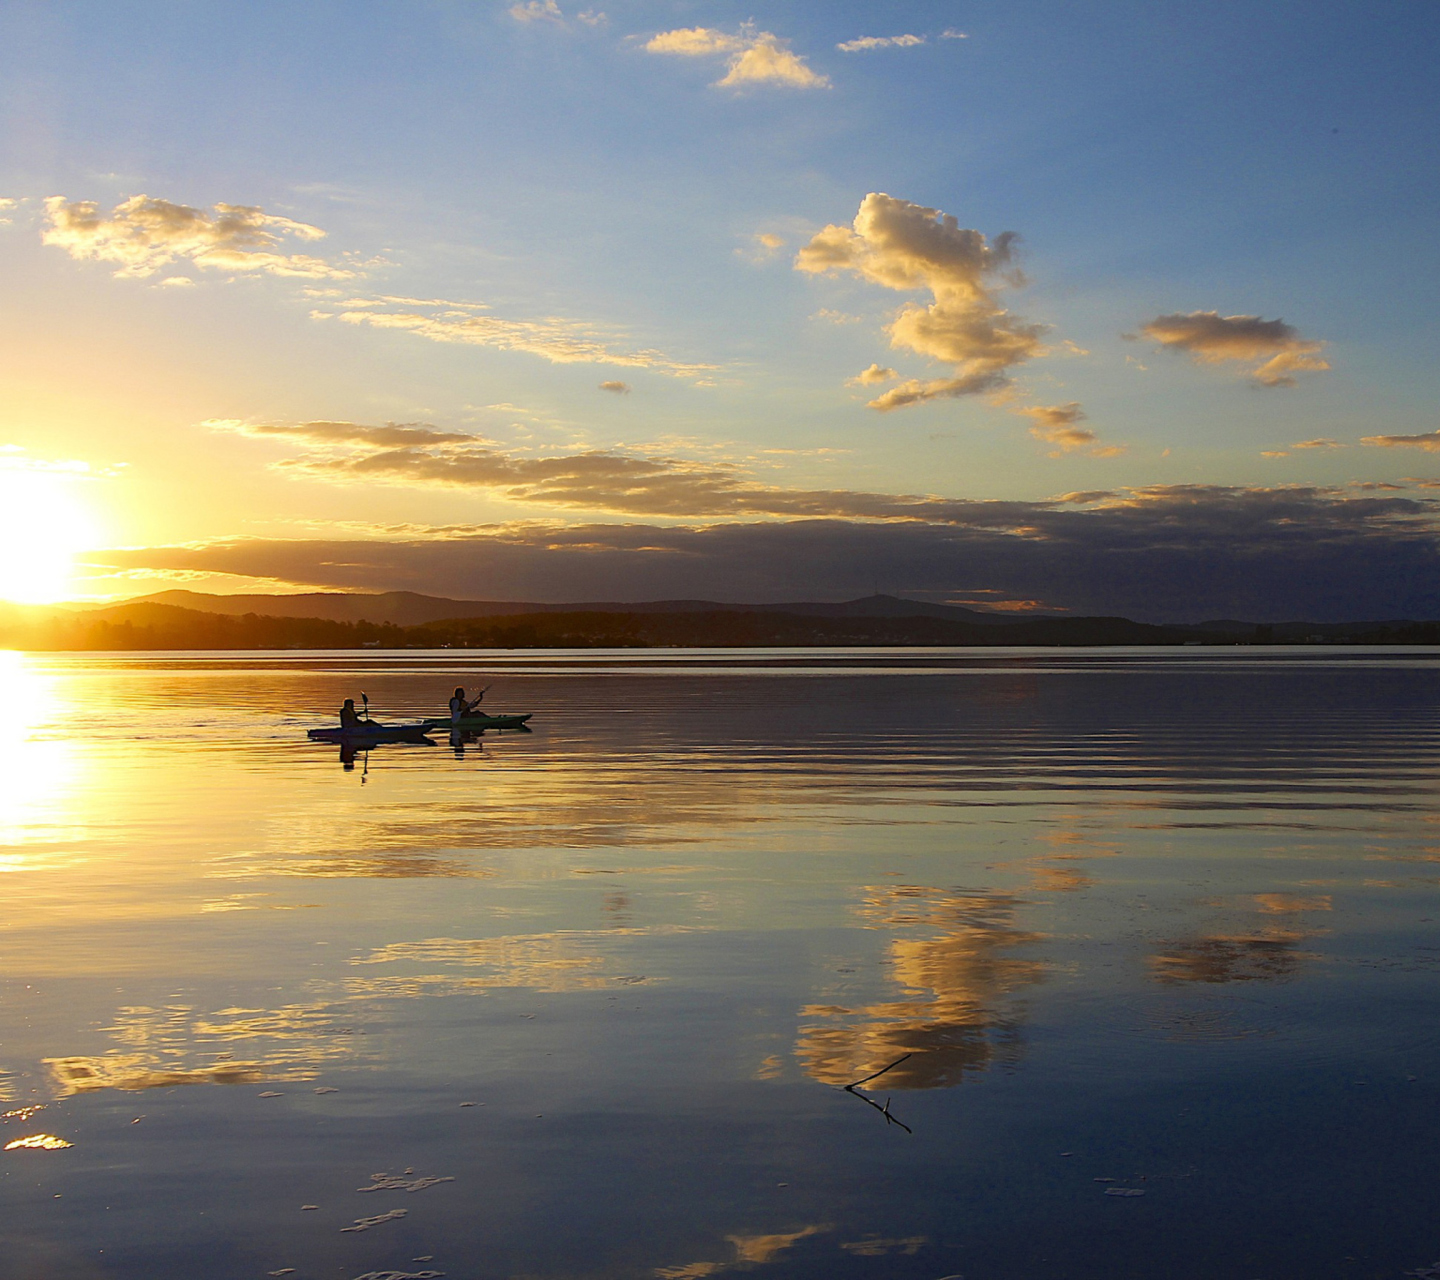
[797,886,1045,1090]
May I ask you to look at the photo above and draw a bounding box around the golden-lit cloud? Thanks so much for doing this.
[42,195,357,280]
[836,34,926,51]
[1015,402,1102,454]
[846,363,896,386]
[1361,429,1440,452]
[599,380,631,394]
[796,192,1046,408]
[330,295,716,378]
[645,25,829,90]
[209,418,478,447]
[211,417,1050,519]
[1135,310,1330,387]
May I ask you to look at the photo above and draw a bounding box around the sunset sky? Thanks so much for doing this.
[2,0,1438,618]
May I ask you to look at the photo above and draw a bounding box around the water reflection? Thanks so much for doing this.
[44,1000,357,1096]
[348,929,675,993]
[0,650,1436,1280]
[1149,892,1329,985]
[656,1225,833,1278]
[0,651,87,854]
[797,887,1045,1090]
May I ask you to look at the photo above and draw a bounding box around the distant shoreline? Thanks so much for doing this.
[4,599,1439,651]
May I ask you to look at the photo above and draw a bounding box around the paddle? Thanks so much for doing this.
[361,692,371,722]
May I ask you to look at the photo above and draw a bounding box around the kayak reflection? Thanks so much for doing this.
[338,734,435,772]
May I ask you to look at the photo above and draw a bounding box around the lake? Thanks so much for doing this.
[1,646,1438,1280]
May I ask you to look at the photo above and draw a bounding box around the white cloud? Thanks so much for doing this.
[509,0,563,22]
[509,1,604,27]
[331,295,717,379]
[1136,311,1330,387]
[796,192,1045,409]
[644,27,744,55]
[42,195,357,280]
[836,34,925,52]
[941,29,968,39]
[645,25,829,90]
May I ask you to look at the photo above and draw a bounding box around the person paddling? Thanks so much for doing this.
[339,698,368,730]
[449,686,488,725]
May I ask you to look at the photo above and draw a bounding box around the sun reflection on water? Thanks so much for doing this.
[0,652,87,854]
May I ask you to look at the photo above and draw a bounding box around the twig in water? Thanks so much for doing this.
[845,1053,912,1090]
[841,1054,915,1134]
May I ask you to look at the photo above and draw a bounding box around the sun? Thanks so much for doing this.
[0,470,104,604]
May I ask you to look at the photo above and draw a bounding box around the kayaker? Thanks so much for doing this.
[339,698,368,730]
[449,686,485,725]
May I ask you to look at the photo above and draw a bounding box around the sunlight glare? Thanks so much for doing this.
[0,470,103,605]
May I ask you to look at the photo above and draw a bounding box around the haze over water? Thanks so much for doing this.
[2,647,1439,1279]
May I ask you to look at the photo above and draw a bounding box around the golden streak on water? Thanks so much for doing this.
[4,1134,72,1150]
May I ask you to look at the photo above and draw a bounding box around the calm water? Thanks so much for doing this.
[2,647,1439,1280]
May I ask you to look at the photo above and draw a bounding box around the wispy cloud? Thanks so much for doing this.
[1135,311,1330,387]
[1361,429,1440,452]
[509,0,563,22]
[1015,403,1120,458]
[836,34,925,52]
[42,195,358,280]
[509,1,605,27]
[329,295,717,379]
[645,24,829,89]
[212,417,1007,519]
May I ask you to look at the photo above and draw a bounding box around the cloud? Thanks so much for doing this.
[599,380,630,394]
[941,30,968,39]
[1135,311,1330,387]
[332,295,717,378]
[1361,429,1440,452]
[847,364,896,386]
[509,0,563,21]
[42,195,357,280]
[92,478,1440,619]
[1293,438,1344,450]
[207,418,479,448]
[510,1,605,27]
[796,193,1046,409]
[837,34,925,52]
[645,25,829,89]
[812,309,861,325]
[1014,403,1111,456]
[215,417,1011,519]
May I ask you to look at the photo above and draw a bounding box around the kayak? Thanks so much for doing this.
[420,713,534,732]
[307,723,434,744]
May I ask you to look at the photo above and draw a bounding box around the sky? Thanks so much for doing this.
[1,0,1438,620]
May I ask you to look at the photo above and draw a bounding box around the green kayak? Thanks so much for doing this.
[421,713,534,732]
